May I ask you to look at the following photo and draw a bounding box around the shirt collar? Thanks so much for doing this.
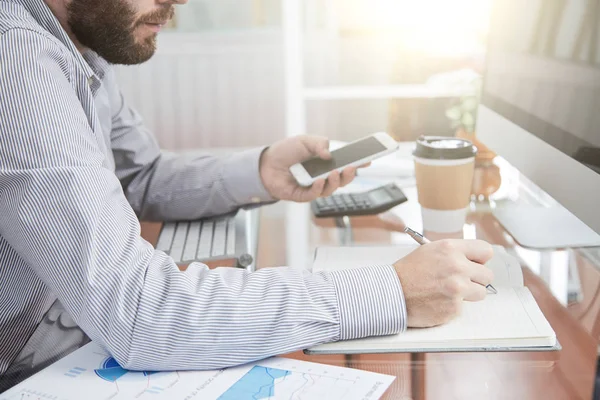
[16,0,109,87]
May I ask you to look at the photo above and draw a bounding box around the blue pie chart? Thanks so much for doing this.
[94,357,158,382]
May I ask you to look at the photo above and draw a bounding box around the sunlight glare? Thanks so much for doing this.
[337,0,493,54]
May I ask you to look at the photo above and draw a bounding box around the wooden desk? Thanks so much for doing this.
[140,199,600,400]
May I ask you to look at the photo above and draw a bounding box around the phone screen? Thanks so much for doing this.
[302,136,387,178]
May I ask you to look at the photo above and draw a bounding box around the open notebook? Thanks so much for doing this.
[306,245,558,354]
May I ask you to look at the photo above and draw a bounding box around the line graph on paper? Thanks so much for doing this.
[218,362,379,400]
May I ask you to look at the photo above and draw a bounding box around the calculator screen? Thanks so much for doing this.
[368,190,392,204]
[301,137,387,178]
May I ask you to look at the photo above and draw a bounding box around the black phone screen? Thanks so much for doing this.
[301,136,387,178]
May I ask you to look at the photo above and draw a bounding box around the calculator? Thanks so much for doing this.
[311,183,408,218]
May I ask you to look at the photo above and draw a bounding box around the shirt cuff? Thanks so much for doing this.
[328,265,407,340]
[221,147,276,205]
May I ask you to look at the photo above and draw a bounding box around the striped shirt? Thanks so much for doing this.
[0,0,407,390]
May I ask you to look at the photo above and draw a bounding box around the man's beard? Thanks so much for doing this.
[67,0,173,65]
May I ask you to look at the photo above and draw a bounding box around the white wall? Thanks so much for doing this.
[115,32,286,150]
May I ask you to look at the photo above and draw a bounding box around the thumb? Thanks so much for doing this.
[300,136,331,160]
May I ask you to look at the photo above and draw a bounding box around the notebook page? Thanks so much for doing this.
[313,245,523,288]
[393,287,553,342]
[487,246,524,287]
[309,287,555,352]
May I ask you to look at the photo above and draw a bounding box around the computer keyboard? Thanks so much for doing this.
[156,209,258,269]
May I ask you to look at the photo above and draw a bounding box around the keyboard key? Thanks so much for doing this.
[156,222,176,253]
[197,221,213,259]
[226,217,236,255]
[182,221,201,262]
[170,222,189,263]
[211,219,227,257]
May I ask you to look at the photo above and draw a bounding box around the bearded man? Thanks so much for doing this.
[0,0,493,391]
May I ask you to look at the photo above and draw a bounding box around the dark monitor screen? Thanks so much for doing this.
[483,0,600,175]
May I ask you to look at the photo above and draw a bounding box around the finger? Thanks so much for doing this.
[321,170,341,197]
[466,261,494,287]
[300,136,331,160]
[296,179,326,202]
[454,239,494,264]
[339,166,357,187]
[463,281,487,302]
[358,162,371,168]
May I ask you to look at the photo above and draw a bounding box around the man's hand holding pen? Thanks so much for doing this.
[392,239,495,328]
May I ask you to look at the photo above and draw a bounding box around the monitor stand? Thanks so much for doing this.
[492,204,600,249]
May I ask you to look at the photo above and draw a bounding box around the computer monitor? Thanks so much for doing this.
[476,0,600,248]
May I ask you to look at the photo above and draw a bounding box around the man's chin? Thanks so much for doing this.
[111,36,157,65]
[102,44,156,65]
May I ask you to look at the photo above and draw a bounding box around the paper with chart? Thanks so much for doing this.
[0,342,394,400]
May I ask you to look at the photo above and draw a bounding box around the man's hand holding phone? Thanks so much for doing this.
[289,132,398,187]
[259,135,362,202]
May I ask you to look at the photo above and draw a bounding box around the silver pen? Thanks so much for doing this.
[403,226,497,294]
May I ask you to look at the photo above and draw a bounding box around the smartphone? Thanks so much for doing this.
[289,132,399,187]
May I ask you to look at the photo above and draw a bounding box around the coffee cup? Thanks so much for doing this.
[413,136,477,233]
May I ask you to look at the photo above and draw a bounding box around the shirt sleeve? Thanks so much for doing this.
[0,29,407,371]
[103,68,274,221]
